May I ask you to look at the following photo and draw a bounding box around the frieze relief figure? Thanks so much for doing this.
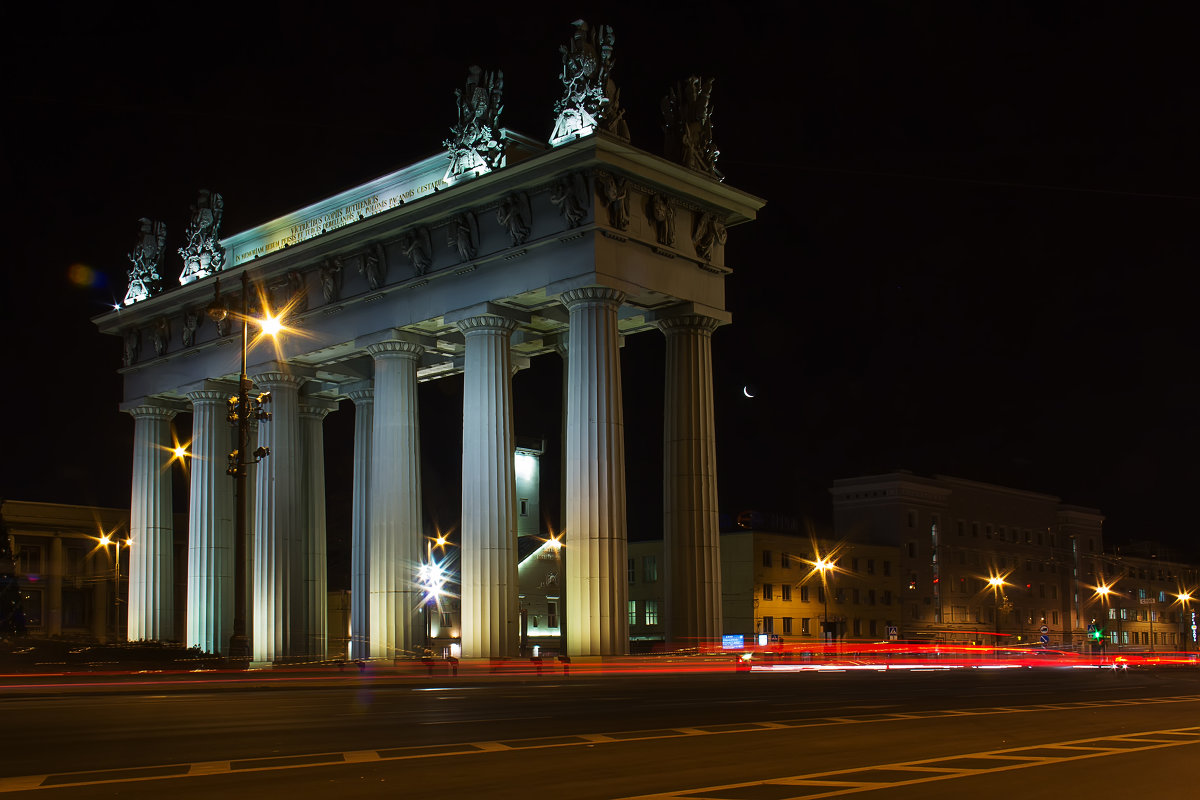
[178,189,226,285]
[550,20,623,146]
[550,173,589,229]
[123,217,167,306]
[287,270,308,314]
[320,258,342,303]
[359,246,385,290]
[693,212,728,261]
[443,65,506,185]
[596,172,630,231]
[181,308,201,347]
[496,193,531,246]
[447,213,479,262]
[661,76,723,180]
[212,295,231,337]
[122,328,141,367]
[649,193,676,247]
[153,317,170,357]
[398,229,432,275]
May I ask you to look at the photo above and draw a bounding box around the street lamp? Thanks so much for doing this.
[1095,584,1115,656]
[1177,591,1194,654]
[417,543,447,652]
[98,534,130,640]
[815,557,834,649]
[986,576,1005,656]
[208,271,279,662]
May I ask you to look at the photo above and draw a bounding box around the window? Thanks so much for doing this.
[548,602,558,629]
[835,588,846,603]
[643,556,658,582]
[972,523,979,538]
[852,589,860,604]
[762,550,772,568]
[781,553,791,568]
[645,600,660,625]
[800,585,810,602]
[906,542,916,558]
[16,544,42,576]
[628,600,637,625]
[628,559,635,583]
[883,561,891,577]
[957,521,964,537]
[851,558,859,572]
[762,616,774,633]
[882,590,892,605]
[868,589,876,606]
[519,498,529,517]
[817,586,825,603]
[869,619,878,637]
[853,618,862,636]
[867,559,875,575]
[801,617,811,635]
[782,617,793,634]
[762,584,773,600]
[908,511,916,528]
[781,584,792,602]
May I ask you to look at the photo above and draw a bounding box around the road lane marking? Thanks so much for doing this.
[618,726,1200,799]
[2,694,1198,793]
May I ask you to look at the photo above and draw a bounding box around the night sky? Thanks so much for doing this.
[5,2,1199,588]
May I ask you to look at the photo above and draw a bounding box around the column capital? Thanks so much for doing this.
[365,340,425,359]
[183,379,239,406]
[125,401,179,421]
[559,286,626,310]
[344,380,374,405]
[299,397,338,418]
[455,314,519,335]
[656,314,721,337]
[248,369,308,389]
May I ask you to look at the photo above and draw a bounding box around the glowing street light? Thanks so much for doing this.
[1176,591,1194,654]
[208,270,283,662]
[987,575,1008,656]
[97,533,130,641]
[814,557,835,646]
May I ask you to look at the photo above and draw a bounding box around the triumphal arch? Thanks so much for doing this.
[95,22,763,663]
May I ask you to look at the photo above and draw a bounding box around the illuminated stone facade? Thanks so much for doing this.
[96,130,762,661]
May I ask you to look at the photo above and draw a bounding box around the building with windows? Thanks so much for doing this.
[831,472,1107,647]
[2,500,186,642]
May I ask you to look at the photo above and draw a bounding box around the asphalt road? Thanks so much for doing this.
[3,665,1198,797]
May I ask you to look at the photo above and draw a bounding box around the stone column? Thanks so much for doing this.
[127,402,176,642]
[249,369,305,663]
[366,341,423,660]
[299,398,334,660]
[347,383,373,661]
[658,313,724,647]
[561,287,628,656]
[184,386,235,654]
[457,314,519,659]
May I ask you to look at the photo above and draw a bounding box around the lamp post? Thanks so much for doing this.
[987,576,1007,658]
[1178,592,1193,654]
[417,542,446,654]
[98,534,128,640]
[208,271,277,663]
[815,557,834,651]
[1095,584,1114,657]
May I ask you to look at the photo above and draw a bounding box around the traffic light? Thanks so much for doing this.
[1091,627,1104,641]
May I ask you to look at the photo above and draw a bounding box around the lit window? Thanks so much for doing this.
[643,556,658,582]
[645,600,659,626]
[628,600,637,625]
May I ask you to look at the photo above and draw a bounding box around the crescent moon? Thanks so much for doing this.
[743,386,755,398]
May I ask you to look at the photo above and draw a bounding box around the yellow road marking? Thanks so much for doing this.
[1,695,1197,793]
